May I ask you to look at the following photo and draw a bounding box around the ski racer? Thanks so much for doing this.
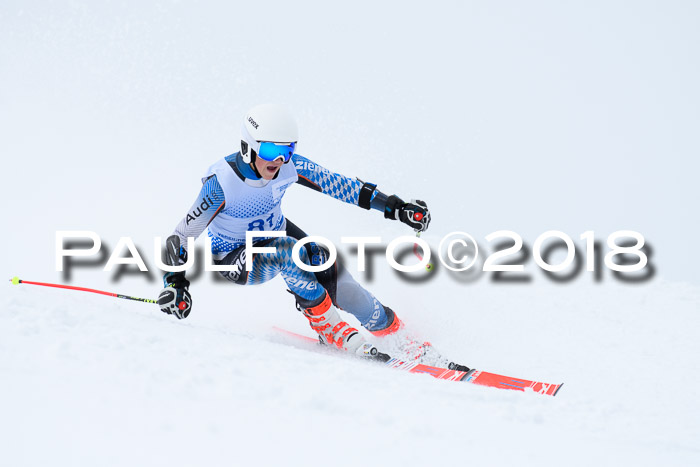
[157,104,469,370]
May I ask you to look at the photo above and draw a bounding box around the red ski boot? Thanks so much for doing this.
[299,291,371,355]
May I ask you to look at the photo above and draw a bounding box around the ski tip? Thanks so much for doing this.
[10,276,21,285]
[553,383,564,397]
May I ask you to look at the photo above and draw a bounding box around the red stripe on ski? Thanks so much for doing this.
[386,359,469,382]
[463,370,563,396]
[272,327,563,396]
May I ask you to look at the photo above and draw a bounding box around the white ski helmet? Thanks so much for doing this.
[240,104,299,164]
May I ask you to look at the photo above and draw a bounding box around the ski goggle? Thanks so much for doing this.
[257,141,296,163]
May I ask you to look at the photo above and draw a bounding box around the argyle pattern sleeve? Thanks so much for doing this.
[292,153,362,205]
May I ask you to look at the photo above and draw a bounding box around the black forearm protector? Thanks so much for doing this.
[358,182,377,210]
[383,195,404,220]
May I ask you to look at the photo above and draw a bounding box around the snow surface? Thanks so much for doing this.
[2,1,700,466]
[2,280,700,466]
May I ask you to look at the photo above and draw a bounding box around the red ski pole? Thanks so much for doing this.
[413,232,434,271]
[10,276,156,304]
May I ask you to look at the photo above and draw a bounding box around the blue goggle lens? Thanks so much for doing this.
[258,141,296,162]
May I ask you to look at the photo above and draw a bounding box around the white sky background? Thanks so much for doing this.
[2,4,700,465]
[1,0,699,287]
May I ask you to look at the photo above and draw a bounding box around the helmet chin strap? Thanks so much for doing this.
[240,141,264,179]
[249,154,263,178]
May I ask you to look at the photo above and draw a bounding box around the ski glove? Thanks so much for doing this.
[384,196,431,232]
[158,282,192,319]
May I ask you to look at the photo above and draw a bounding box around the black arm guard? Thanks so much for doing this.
[358,182,377,210]
[384,195,404,220]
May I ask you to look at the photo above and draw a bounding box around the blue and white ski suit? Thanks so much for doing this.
[168,152,392,331]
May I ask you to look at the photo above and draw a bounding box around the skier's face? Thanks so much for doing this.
[254,155,284,180]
